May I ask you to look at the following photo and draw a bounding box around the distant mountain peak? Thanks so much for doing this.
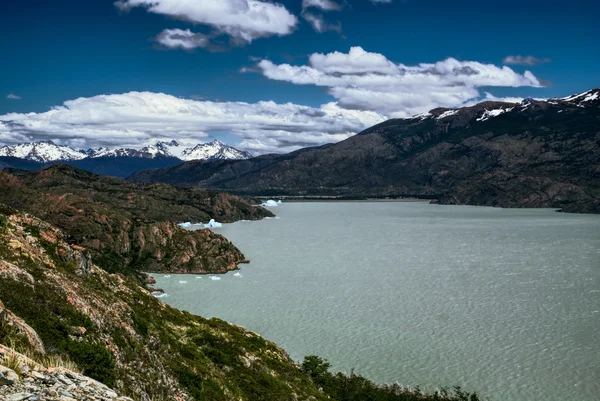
[1,139,251,163]
[0,140,87,163]
[180,140,251,161]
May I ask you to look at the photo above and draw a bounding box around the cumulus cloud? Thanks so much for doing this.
[0,92,385,154]
[302,13,342,33]
[503,55,551,66]
[6,94,21,100]
[115,0,297,44]
[257,46,544,116]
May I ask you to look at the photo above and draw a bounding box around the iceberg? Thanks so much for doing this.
[179,280,188,284]
[163,275,171,278]
[178,222,192,228]
[195,276,203,279]
[204,219,223,228]
[153,293,169,298]
[233,272,242,277]
[261,199,282,207]
[210,276,221,281]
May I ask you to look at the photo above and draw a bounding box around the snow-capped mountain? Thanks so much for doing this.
[1,139,251,163]
[0,141,86,163]
[180,140,251,161]
[85,140,250,160]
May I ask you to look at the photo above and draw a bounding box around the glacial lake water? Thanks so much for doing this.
[154,202,600,401]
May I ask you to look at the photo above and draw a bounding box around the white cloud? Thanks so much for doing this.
[0,92,385,154]
[115,0,297,43]
[503,55,550,66]
[6,94,21,100]
[302,13,342,33]
[302,0,342,11]
[257,46,544,116]
[155,29,211,50]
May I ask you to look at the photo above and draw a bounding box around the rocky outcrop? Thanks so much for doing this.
[0,351,131,400]
[0,166,273,275]
[0,302,45,355]
[128,90,600,213]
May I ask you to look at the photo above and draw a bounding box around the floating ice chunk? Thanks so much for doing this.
[163,275,171,278]
[154,293,169,298]
[204,219,223,228]
[195,276,203,279]
[261,200,281,207]
[233,272,242,277]
[178,222,192,228]
[179,280,188,284]
[210,276,221,281]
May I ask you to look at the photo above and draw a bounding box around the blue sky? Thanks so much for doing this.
[0,0,598,153]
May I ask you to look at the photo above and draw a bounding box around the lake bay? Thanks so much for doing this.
[155,202,600,401]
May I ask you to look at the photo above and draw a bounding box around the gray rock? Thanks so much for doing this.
[8,393,33,401]
[0,366,19,385]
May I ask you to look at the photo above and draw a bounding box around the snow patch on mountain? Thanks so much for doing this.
[436,110,459,120]
[476,107,513,122]
[0,141,86,162]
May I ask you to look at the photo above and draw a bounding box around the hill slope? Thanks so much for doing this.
[128,89,600,213]
[0,165,273,276]
[0,206,327,400]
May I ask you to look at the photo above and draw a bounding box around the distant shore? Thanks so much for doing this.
[281,198,431,203]
[256,195,433,203]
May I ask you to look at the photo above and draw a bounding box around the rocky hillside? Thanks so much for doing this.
[0,165,273,276]
[0,206,328,400]
[0,206,481,401]
[128,89,600,213]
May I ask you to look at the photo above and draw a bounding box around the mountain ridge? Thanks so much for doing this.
[0,140,251,178]
[0,139,250,162]
[127,88,600,213]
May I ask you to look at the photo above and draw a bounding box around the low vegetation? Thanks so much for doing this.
[302,355,480,401]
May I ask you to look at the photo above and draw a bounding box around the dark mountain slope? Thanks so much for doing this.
[128,90,600,213]
[0,165,273,275]
[0,155,184,178]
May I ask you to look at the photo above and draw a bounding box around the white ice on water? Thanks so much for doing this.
[210,276,221,281]
[204,219,223,228]
[153,293,169,298]
[261,200,282,207]
[178,222,192,228]
[163,275,171,278]
[233,272,242,277]
[179,280,188,284]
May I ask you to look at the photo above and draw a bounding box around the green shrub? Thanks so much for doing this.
[67,341,116,387]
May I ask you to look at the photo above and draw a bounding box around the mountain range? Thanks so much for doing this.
[0,139,251,177]
[128,89,600,214]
